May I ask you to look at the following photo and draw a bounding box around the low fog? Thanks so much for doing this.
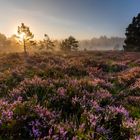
[0,33,124,53]
[79,36,124,51]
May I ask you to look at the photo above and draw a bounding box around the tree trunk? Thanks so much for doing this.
[23,39,27,54]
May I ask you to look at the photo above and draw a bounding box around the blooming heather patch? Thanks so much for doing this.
[130,78,140,90]
[0,52,140,139]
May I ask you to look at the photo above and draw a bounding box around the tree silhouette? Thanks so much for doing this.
[44,34,55,51]
[39,34,55,52]
[124,13,140,51]
[61,36,79,51]
[17,23,34,54]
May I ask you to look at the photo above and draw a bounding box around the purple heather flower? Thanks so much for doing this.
[124,118,137,129]
[32,127,41,138]
[135,136,140,140]
[108,106,129,118]
[72,136,78,140]
[89,114,98,127]
[57,87,66,96]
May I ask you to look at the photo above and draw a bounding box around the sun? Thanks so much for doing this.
[16,32,26,42]
[19,33,25,40]
[13,26,25,42]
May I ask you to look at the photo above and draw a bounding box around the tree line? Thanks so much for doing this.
[79,36,124,51]
[0,23,79,54]
[16,23,80,54]
[0,11,140,54]
[0,29,124,54]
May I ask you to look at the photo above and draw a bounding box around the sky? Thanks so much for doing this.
[0,0,140,40]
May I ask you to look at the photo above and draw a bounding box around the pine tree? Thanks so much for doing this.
[44,34,55,51]
[124,13,140,51]
[61,36,79,51]
[17,23,34,54]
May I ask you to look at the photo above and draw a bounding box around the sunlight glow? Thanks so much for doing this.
[18,32,25,42]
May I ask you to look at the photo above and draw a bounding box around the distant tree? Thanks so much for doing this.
[44,34,55,51]
[39,34,55,52]
[84,48,87,52]
[79,37,124,50]
[8,35,21,52]
[61,36,79,51]
[61,39,70,51]
[124,13,140,51]
[0,33,9,49]
[0,33,28,53]
[17,23,34,54]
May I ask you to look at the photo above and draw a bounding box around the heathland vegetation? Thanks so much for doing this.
[0,12,140,140]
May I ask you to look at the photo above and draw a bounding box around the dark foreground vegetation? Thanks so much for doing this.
[0,51,140,139]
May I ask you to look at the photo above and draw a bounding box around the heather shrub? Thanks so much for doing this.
[0,52,139,139]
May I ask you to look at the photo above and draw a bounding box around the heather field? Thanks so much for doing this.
[0,51,140,140]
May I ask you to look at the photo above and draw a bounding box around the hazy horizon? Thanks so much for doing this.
[0,0,140,40]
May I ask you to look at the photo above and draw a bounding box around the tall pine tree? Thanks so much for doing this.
[124,13,140,51]
[17,23,34,54]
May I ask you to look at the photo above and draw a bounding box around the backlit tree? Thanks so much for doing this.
[38,34,55,52]
[17,23,34,54]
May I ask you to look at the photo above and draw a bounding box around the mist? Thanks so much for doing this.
[0,32,125,53]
